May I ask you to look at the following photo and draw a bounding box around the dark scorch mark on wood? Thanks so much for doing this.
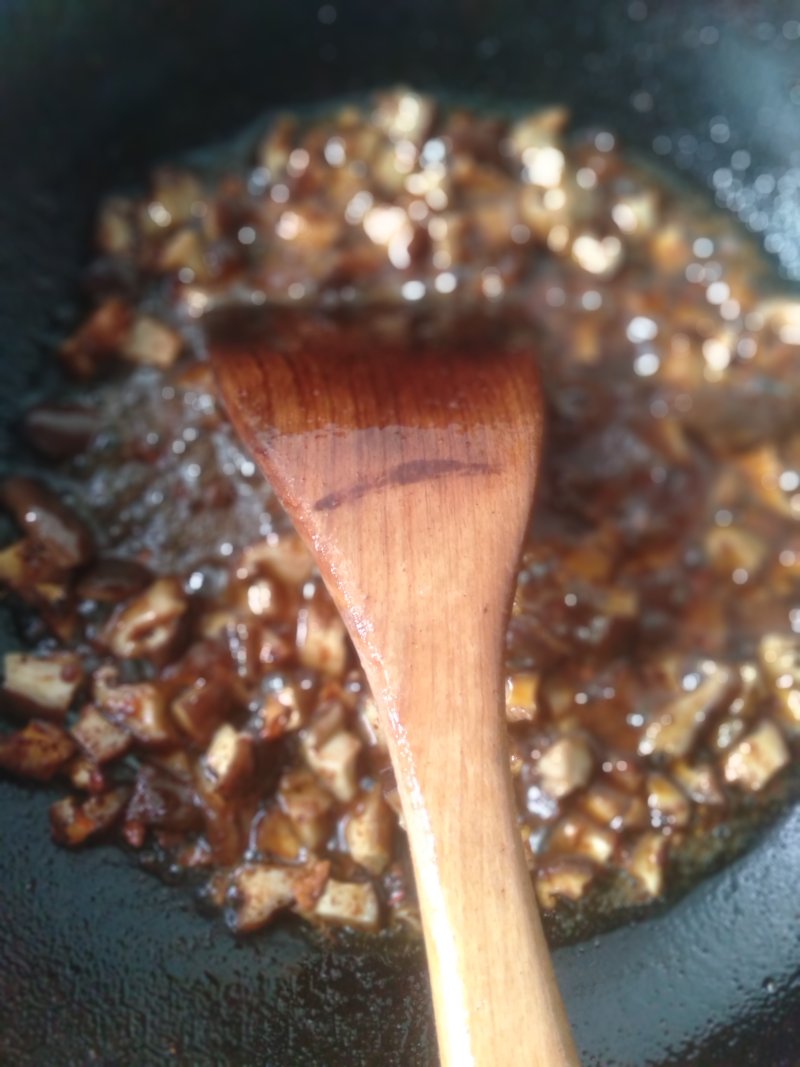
[313,458,496,511]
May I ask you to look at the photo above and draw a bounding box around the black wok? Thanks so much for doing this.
[1,1,800,1064]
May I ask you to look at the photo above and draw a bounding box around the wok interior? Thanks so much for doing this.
[1,2,800,1064]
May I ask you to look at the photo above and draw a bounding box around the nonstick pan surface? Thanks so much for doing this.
[1,2,800,1064]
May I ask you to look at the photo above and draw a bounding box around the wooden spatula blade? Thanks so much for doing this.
[212,312,579,1067]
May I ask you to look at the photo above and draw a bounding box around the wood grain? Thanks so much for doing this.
[212,312,579,1067]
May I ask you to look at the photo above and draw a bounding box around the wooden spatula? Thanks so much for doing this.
[210,310,579,1067]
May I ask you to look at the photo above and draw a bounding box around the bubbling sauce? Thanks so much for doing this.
[1,90,800,939]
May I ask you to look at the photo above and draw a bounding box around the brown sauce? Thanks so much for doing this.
[1,90,799,938]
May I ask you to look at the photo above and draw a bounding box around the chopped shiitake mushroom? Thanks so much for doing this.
[2,651,83,717]
[94,671,177,748]
[277,769,334,850]
[121,315,183,369]
[639,663,734,759]
[313,878,381,931]
[536,734,593,799]
[0,720,76,780]
[722,721,790,792]
[102,577,187,661]
[344,785,395,875]
[623,832,668,900]
[171,676,233,746]
[50,787,129,846]
[4,88,800,940]
[296,598,348,676]
[535,858,595,911]
[203,724,255,796]
[758,634,800,730]
[505,671,540,723]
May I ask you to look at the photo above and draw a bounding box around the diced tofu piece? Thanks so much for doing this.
[705,526,767,578]
[0,720,76,780]
[623,831,668,900]
[278,769,334,849]
[356,694,386,749]
[121,315,183,368]
[313,879,380,931]
[102,577,187,660]
[229,864,297,932]
[537,735,593,799]
[203,725,255,796]
[344,786,395,875]
[534,858,595,911]
[171,677,232,746]
[547,814,616,864]
[639,663,734,758]
[505,671,540,723]
[646,773,690,828]
[3,651,83,716]
[96,195,136,256]
[296,600,348,676]
[50,788,129,846]
[722,720,790,792]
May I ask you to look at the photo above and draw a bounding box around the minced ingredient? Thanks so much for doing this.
[1,89,799,936]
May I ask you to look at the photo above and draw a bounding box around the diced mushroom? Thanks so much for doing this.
[536,734,593,799]
[534,858,595,910]
[296,599,348,676]
[639,663,734,758]
[1,477,94,571]
[228,863,297,932]
[671,760,725,805]
[313,878,380,931]
[253,685,303,742]
[127,765,200,831]
[50,787,130,846]
[580,783,648,831]
[277,769,334,849]
[76,558,153,603]
[24,402,100,459]
[623,831,668,899]
[254,808,304,861]
[171,676,232,746]
[547,813,616,864]
[344,786,395,875]
[67,755,107,794]
[238,535,314,586]
[59,297,132,378]
[505,671,540,723]
[0,720,76,780]
[96,195,136,255]
[722,720,790,792]
[646,773,690,828]
[96,674,177,748]
[302,724,362,803]
[121,315,183,369]
[704,526,767,579]
[102,577,187,660]
[758,633,800,729]
[203,724,255,796]
[2,651,83,717]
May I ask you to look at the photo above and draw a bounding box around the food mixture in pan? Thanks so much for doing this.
[2,90,799,937]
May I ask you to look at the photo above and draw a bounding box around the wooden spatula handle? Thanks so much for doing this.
[359,587,579,1067]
